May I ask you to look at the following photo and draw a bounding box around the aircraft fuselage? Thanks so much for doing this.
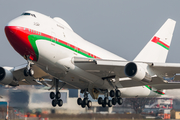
[5,11,163,98]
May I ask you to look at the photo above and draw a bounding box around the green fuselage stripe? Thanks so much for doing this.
[28,35,94,61]
[145,85,164,95]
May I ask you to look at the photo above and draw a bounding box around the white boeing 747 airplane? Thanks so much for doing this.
[2,11,180,108]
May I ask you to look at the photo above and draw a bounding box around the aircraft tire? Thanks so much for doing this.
[104,97,109,104]
[77,98,82,105]
[110,90,115,97]
[52,99,57,107]
[50,92,55,99]
[112,98,116,105]
[58,99,63,107]
[29,68,34,76]
[56,92,61,99]
[87,100,92,108]
[102,102,106,107]
[116,90,121,97]
[81,103,86,108]
[118,97,123,105]
[108,100,112,107]
[98,97,103,104]
[24,69,29,76]
[83,98,88,105]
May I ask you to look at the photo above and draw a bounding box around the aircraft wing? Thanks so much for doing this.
[10,63,53,86]
[149,63,180,78]
[151,82,180,90]
[74,57,180,88]
[4,63,79,89]
[74,57,129,78]
[44,80,79,89]
[5,57,180,90]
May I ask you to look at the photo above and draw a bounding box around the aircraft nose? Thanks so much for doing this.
[4,26,17,35]
[4,25,38,61]
[4,18,20,34]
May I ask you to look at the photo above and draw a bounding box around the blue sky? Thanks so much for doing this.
[0,0,180,66]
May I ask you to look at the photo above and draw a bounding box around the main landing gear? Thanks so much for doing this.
[50,79,63,107]
[98,89,123,108]
[77,90,92,108]
[23,55,34,77]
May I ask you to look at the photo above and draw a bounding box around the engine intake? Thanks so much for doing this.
[0,67,13,85]
[124,62,152,82]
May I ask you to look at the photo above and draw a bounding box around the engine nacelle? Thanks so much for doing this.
[0,67,13,85]
[124,62,152,82]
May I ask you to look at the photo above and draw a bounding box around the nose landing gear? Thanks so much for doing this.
[23,55,34,77]
[24,68,34,77]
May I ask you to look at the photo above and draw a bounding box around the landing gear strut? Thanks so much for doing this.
[23,55,34,77]
[50,79,63,107]
[77,89,92,108]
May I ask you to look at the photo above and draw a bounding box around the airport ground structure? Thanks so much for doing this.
[0,85,180,119]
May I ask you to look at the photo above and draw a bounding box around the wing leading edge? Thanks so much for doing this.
[74,57,180,88]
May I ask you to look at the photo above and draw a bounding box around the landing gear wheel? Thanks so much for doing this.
[81,103,86,108]
[108,100,112,107]
[50,92,55,99]
[24,69,28,76]
[77,98,82,105]
[110,90,115,97]
[118,97,123,105]
[29,68,34,76]
[50,78,64,108]
[87,100,92,108]
[56,92,61,99]
[102,102,106,107]
[112,98,117,105]
[104,97,109,104]
[58,99,63,107]
[116,90,121,97]
[98,97,103,104]
[83,98,88,105]
[52,99,57,107]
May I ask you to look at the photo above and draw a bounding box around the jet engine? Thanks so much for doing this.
[0,67,13,85]
[124,62,152,82]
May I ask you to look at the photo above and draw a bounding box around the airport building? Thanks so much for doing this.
[1,85,180,119]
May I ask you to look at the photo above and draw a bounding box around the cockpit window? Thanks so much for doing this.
[21,12,36,18]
